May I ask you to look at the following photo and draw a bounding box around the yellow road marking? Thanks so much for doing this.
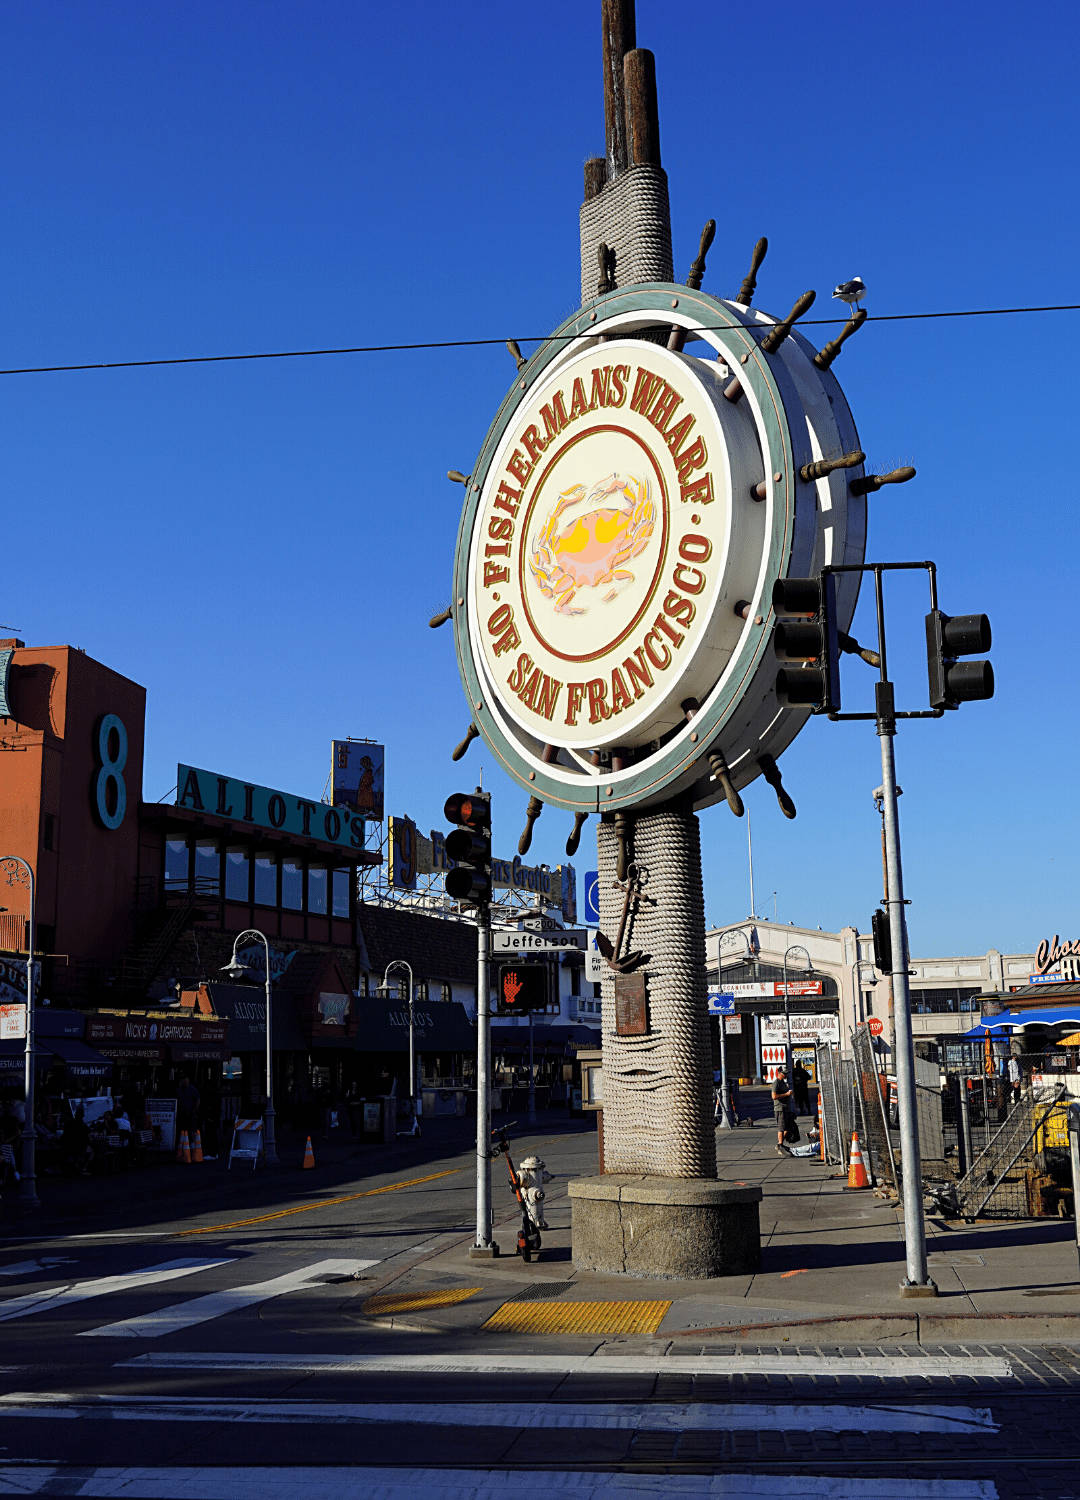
[482,1299,671,1336]
[176,1168,462,1236]
[363,1287,481,1317]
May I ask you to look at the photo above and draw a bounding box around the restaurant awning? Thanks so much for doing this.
[45,1037,114,1080]
[0,1038,112,1080]
[203,983,308,1052]
[490,1023,600,1054]
[355,997,476,1054]
[964,1006,1080,1037]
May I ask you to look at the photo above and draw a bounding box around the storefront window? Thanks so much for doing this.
[332,867,351,918]
[254,853,277,906]
[281,859,303,911]
[225,847,249,902]
[195,840,220,894]
[307,865,328,914]
[165,839,189,892]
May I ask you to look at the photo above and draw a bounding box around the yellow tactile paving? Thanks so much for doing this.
[482,1298,671,1336]
[363,1287,482,1317]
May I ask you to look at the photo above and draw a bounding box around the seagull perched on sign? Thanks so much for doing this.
[833,277,866,312]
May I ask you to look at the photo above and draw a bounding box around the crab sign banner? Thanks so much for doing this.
[451,287,869,814]
[471,342,740,753]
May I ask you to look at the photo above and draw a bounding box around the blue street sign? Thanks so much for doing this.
[584,869,601,926]
[707,991,736,1015]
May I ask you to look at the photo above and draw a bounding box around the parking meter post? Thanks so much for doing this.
[957,1077,973,1180]
[718,1015,733,1129]
[1068,1106,1080,1281]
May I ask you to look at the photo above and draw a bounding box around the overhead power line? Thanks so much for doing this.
[2,303,1078,377]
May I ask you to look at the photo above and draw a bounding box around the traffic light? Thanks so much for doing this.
[772,574,841,712]
[925,610,993,710]
[871,908,892,972]
[443,790,492,907]
[497,963,549,1015]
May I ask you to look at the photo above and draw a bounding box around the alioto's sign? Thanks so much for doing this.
[176,764,366,853]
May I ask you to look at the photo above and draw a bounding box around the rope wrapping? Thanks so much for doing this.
[597,806,716,1178]
[579,165,674,304]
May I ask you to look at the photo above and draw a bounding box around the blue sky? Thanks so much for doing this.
[5,1,1077,958]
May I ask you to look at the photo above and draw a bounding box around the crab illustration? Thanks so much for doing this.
[528,473,655,616]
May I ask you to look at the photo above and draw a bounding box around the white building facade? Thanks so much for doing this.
[707,919,1037,1080]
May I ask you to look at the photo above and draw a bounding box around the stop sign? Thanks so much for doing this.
[868,1017,884,1037]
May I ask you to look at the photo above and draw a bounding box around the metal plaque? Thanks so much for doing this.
[614,972,647,1036]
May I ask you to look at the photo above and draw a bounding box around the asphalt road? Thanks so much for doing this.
[1,1127,1079,1498]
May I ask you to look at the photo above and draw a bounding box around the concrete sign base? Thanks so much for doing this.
[569,1174,762,1280]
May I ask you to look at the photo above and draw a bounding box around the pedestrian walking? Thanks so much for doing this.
[772,1071,794,1155]
[1007,1054,1022,1108]
[176,1074,201,1138]
[792,1060,811,1116]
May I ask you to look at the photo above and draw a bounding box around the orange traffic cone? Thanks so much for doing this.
[176,1130,191,1165]
[302,1135,315,1169]
[192,1130,204,1164]
[844,1131,870,1190]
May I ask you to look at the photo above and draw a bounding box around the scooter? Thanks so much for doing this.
[490,1122,542,1263]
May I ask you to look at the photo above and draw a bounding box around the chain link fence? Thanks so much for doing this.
[930,1050,1079,1219]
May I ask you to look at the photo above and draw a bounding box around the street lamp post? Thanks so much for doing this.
[781,943,811,1081]
[1,855,38,1210]
[716,929,754,1129]
[379,960,417,1136]
[851,958,878,1027]
[221,929,278,1165]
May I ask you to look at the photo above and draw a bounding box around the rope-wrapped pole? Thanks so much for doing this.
[597,806,716,1178]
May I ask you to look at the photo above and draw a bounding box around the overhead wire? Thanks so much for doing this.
[2,302,1079,378]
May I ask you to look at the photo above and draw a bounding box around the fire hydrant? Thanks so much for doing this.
[516,1154,552,1229]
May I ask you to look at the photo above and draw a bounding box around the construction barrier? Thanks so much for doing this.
[228,1117,264,1170]
[844,1131,870,1190]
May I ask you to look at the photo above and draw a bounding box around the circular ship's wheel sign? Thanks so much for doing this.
[452,285,867,814]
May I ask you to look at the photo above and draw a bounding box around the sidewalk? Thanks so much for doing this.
[6,1107,1080,1345]
[355,1114,1080,1346]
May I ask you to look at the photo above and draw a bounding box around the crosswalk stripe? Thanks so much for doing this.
[0,1394,999,1434]
[0,1259,234,1324]
[0,1465,1001,1497]
[79,1258,378,1339]
[118,1350,1013,1379]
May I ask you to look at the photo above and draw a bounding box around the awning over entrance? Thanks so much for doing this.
[491,1023,599,1054]
[964,1005,1080,1037]
[0,1038,113,1081]
[202,983,315,1053]
[45,1037,114,1081]
[356,997,475,1054]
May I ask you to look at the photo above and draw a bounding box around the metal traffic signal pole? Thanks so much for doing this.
[867,569,934,1294]
[445,788,498,1260]
[473,907,496,1256]
[875,678,934,1293]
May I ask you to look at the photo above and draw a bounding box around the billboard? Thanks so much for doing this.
[388,815,424,891]
[331,741,384,822]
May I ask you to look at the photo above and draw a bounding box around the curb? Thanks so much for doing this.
[666,1309,1080,1344]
